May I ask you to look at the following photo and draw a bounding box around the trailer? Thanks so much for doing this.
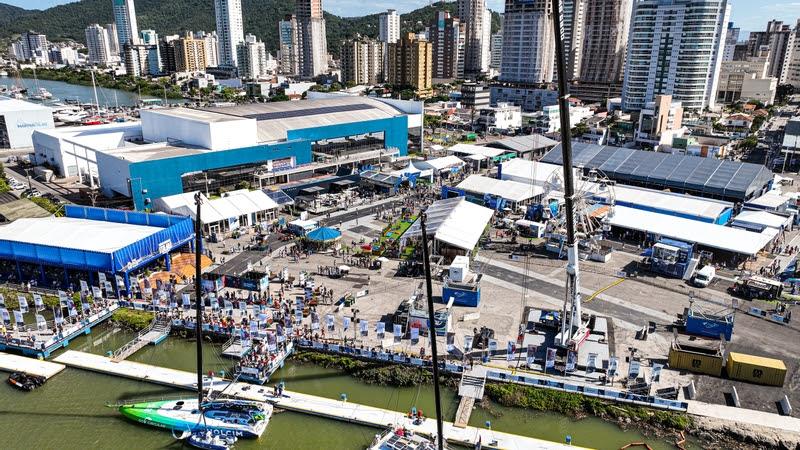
[728,275,783,300]
[650,238,693,278]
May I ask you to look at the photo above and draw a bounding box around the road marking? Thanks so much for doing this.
[584,278,625,304]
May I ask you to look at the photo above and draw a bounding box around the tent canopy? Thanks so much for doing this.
[306,226,342,242]
[404,197,494,251]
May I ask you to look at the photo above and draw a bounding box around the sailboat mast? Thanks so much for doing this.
[91,70,100,116]
[194,192,204,406]
[550,0,582,347]
[419,213,444,450]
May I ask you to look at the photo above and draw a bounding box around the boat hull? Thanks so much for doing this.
[118,399,270,439]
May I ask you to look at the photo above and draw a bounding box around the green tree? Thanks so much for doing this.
[571,122,590,137]
[739,135,758,150]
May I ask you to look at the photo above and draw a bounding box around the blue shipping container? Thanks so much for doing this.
[685,314,734,341]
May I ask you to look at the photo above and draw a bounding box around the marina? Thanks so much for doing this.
[53,349,582,450]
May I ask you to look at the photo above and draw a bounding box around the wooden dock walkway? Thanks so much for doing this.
[53,350,585,450]
[0,352,65,379]
[454,366,486,428]
[111,317,170,363]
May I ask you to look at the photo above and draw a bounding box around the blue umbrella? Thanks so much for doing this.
[306,227,342,242]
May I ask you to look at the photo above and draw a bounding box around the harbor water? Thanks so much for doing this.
[7,78,159,107]
[0,323,696,449]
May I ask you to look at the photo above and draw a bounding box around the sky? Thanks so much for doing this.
[2,0,797,33]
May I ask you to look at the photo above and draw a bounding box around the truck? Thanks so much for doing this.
[691,265,716,288]
[728,276,783,300]
[649,238,693,278]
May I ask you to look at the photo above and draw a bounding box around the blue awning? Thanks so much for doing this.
[306,227,342,242]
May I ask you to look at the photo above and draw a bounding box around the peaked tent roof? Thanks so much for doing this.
[306,226,342,242]
[403,197,494,251]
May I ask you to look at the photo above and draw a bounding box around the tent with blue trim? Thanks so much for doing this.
[306,227,342,242]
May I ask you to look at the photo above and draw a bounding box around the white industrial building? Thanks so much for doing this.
[0,97,54,149]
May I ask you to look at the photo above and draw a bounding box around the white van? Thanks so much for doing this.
[692,266,716,287]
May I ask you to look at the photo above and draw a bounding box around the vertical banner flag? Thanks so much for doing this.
[17,296,28,313]
[652,363,663,382]
[507,341,515,361]
[311,311,320,330]
[267,332,277,351]
[376,321,386,338]
[54,308,63,324]
[526,345,536,366]
[277,323,285,343]
[566,351,577,372]
[116,274,125,289]
[0,293,5,307]
[342,317,351,332]
[587,353,598,373]
[104,281,114,296]
[80,280,89,293]
[36,314,47,330]
[0,308,9,323]
[326,314,335,331]
[98,272,106,284]
[58,291,69,307]
[393,324,402,342]
[360,319,368,336]
[545,347,557,369]
[169,294,177,309]
[33,294,44,311]
[608,357,619,378]
[14,310,24,325]
[92,286,103,300]
[182,293,191,308]
[410,326,419,342]
[628,359,641,379]
[464,334,473,352]
[488,339,498,356]
[249,320,258,333]
[446,332,455,353]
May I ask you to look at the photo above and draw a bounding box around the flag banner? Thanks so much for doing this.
[82,302,90,312]
[295,296,304,308]
[326,314,335,331]
[0,308,9,323]
[98,272,106,284]
[608,357,619,378]
[59,292,69,306]
[284,316,291,330]
[446,332,455,353]
[224,301,233,313]
[410,326,419,342]
[343,317,351,332]
[69,306,78,317]
[54,308,63,324]
[33,294,44,311]
[526,345,537,366]
[464,335,473,352]
[376,322,385,337]
[211,297,219,310]
[92,286,103,299]
[393,324,402,342]
[116,275,125,288]
[488,339,498,356]
[545,347,557,369]
[311,311,320,330]
[566,351,577,372]
[652,363,663,382]
[14,310,24,324]
[587,353,598,373]
[267,332,277,351]
[104,281,114,296]
[277,323,285,343]
[360,319,368,336]
[507,341,515,361]
[182,293,191,307]
[67,299,75,310]
[294,309,302,325]
[628,359,641,379]
[80,280,89,293]
[249,321,258,333]
[169,295,177,309]
[152,296,159,307]
[0,293,5,307]
[17,296,28,313]
[36,314,47,330]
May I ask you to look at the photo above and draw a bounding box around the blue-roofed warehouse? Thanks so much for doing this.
[0,205,194,292]
[540,142,773,202]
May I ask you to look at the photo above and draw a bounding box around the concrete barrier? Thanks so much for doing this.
[687,380,697,400]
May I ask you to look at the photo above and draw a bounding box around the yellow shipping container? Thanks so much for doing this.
[726,352,787,387]
[668,342,723,377]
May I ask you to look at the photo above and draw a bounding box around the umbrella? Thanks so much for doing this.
[306,227,342,242]
[338,265,351,272]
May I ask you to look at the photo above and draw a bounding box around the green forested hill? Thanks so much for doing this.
[0,0,501,58]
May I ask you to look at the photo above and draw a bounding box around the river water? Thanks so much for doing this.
[0,325,695,450]
[2,77,158,107]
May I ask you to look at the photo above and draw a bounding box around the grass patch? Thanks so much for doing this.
[484,382,692,431]
[0,287,83,309]
[293,349,434,387]
[110,309,154,331]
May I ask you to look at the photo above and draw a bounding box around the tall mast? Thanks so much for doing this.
[419,213,444,450]
[551,0,582,347]
[91,70,100,116]
[194,192,205,406]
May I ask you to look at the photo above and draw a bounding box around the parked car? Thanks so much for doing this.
[22,188,42,198]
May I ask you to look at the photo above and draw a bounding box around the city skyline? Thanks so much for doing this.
[4,0,795,33]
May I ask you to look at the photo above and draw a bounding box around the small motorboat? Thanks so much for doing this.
[7,372,47,391]
[185,431,237,450]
